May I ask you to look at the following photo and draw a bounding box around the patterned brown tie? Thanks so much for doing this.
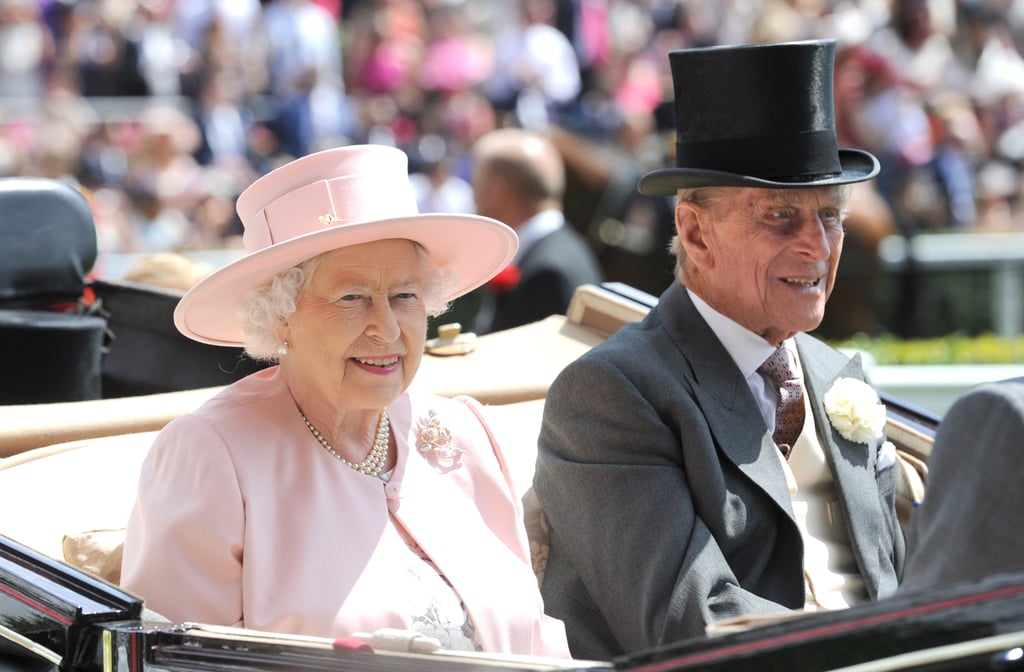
[758,346,805,459]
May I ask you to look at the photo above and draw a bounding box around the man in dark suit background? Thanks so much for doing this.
[470,127,603,334]
[534,40,905,659]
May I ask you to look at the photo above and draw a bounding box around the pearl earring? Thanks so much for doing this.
[278,340,289,356]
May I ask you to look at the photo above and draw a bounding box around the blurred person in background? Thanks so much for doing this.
[408,133,475,216]
[134,0,191,98]
[867,0,966,97]
[121,250,211,292]
[192,71,256,168]
[263,0,349,157]
[342,0,425,98]
[62,0,150,96]
[470,126,602,334]
[485,0,582,129]
[973,159,1023,231]
[416,1,493,97]
[124,103,204,249]
[0,0,55,98]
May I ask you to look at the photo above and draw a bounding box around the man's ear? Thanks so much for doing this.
[676,200,713,270]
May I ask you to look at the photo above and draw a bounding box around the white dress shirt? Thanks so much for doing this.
[686,288,797,434]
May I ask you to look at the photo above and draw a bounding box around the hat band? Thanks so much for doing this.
[243,174,419,252]
[676,130,843,183]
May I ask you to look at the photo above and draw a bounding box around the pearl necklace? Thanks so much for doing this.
[301,408,390,477]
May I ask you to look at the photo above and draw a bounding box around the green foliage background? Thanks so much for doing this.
[822,263,1024,364]
[833,333,1024,365]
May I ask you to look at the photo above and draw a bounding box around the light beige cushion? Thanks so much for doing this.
[478,398,546,498]
[0,431,155,563]
[62,528,125,585]
[413,315,604,405]
[478,400,550,586]
[0,388,220,457]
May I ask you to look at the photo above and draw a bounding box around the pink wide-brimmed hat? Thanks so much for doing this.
[174,144,518,346]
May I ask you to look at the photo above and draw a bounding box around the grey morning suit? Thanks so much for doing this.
[534,281,904,659]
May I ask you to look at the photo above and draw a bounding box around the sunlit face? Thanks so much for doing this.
[678,186,846,345]
[281,239,428,412]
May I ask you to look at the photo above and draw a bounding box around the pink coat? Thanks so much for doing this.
[120,367,568,658]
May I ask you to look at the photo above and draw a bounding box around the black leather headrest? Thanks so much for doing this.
[0,178,97,308]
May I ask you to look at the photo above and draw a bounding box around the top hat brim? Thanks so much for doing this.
[637,148,880,196]
[174,212,516,347]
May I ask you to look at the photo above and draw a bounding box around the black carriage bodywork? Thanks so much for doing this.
[0,536,140,671]
[5,531,1024,672]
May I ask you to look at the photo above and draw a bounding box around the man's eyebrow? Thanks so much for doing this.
[765,190,843,209]
[757,193,800,210]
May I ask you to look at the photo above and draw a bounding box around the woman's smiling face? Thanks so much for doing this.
[283,239,429,412]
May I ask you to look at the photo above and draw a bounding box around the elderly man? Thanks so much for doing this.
[534,40,904,659]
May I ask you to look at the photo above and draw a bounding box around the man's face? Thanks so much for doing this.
[678,186,847,345]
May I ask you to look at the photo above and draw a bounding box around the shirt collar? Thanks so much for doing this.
[686,288,793,377]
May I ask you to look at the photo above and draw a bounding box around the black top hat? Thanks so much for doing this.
[638,39,879,196]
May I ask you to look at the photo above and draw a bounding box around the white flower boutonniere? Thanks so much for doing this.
[823,377,886,445]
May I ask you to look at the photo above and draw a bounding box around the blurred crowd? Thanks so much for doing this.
[3,0,1024,299]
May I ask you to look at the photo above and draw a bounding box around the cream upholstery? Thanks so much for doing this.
[0,388,222,458]
[0,431,155,565]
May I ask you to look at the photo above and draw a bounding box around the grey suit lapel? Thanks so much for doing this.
[661,285,795,519]
[797,334,895,598]
[655,290,895,597]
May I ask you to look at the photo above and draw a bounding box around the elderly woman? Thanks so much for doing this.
[120,145,569,657]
